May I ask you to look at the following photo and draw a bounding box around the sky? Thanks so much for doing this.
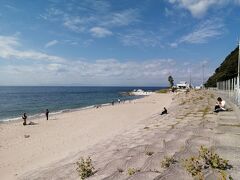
[0,0,240,86]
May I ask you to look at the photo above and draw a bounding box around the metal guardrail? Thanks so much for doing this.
[216,77,240,106]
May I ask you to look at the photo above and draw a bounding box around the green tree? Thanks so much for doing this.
[168,75,174,87]
[205,46,239,87]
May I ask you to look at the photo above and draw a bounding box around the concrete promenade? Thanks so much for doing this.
[19,90,240,180]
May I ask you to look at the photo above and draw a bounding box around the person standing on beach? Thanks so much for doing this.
[45,109,49,120]
[22,113,27,126]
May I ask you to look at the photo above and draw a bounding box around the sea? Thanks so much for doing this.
[0,86,164,122]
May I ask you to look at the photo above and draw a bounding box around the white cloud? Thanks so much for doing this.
[41,3,140,36]
[62,16,95,33]
[165,7,174,17]
[44,40,59,48]
[4,4,20,11]
[0,36,65,63]
[169,42,178,48]
[0,58,177,86]
[171,18,224,46]
[235,0,240,4]
[168,0,239,17]
[100,9,140,27]
[120,29,162,47]
[0,35,212,86]
[90,27,112,38]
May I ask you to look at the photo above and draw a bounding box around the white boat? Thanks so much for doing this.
[130,89,153,96]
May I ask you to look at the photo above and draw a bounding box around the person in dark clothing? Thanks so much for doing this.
[46,109,49,120]
[161,107,168,115]
[22,113,27,125]
[22,113,37,125]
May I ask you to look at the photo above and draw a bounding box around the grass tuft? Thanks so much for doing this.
[76,157,94,180]
[161,156,177,168]
[184,146,232,180]
[127,168,140,176]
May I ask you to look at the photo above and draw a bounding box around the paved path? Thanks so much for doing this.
[19,90,240,180]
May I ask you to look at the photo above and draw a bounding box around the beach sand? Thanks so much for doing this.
[3,90,240,180]
[0,93,172,180]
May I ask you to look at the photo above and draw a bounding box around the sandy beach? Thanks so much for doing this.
[0,93,172,180]
[2,90,240,180]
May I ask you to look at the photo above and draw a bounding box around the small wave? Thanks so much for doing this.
[0,97,140,123]
[0,117,22,123]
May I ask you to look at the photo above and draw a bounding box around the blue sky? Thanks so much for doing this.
[0,0,240,86]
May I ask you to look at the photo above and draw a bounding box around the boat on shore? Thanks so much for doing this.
[129,89,153,96]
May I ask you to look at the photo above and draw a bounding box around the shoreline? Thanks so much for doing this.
[0,92,172,180]
[0,86,161,123]
[17,89,240,180]
[0,96,143,124]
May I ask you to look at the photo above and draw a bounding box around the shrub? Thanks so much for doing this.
[184,156,204,179]
[184,146,232,180]
[198,146,230,170]
[161,156,177,168]
[156,89,168,93]
[127,168,140,176]
[76,157,94,180]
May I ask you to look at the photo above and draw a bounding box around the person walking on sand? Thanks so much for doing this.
[46,109,49,120]
[22,113,27,125]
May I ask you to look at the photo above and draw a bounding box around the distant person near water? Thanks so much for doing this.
[161,107,168,115]
[22,113,37,125]
[46,109,49,120]
[22,113,27,125]
[214,97,226,113]
[118,98,121,104]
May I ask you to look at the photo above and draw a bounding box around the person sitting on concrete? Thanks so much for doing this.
[161,107,168,115]
[214,97,226,113]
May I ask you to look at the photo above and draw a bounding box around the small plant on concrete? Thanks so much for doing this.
[161,156,177,168]
[198,146,231,170]
[200,106,211,117]
[210,94,214,99]
[179,101,186,106]
[145,151,154,156]
[184,146,232,180]
[127,168,140,176]
[184,156,204,179]
[76,157,94,180]
[117,168,124,173]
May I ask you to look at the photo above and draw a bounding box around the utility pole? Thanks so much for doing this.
[189,64,192,88]
[202,63,205,88]
[237,40,240,105]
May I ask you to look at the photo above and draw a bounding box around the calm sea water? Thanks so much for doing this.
[0,86,163,122]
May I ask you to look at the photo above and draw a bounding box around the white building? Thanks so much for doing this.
[176,81,190,89]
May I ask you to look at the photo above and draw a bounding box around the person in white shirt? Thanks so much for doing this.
[214,97,226,113]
